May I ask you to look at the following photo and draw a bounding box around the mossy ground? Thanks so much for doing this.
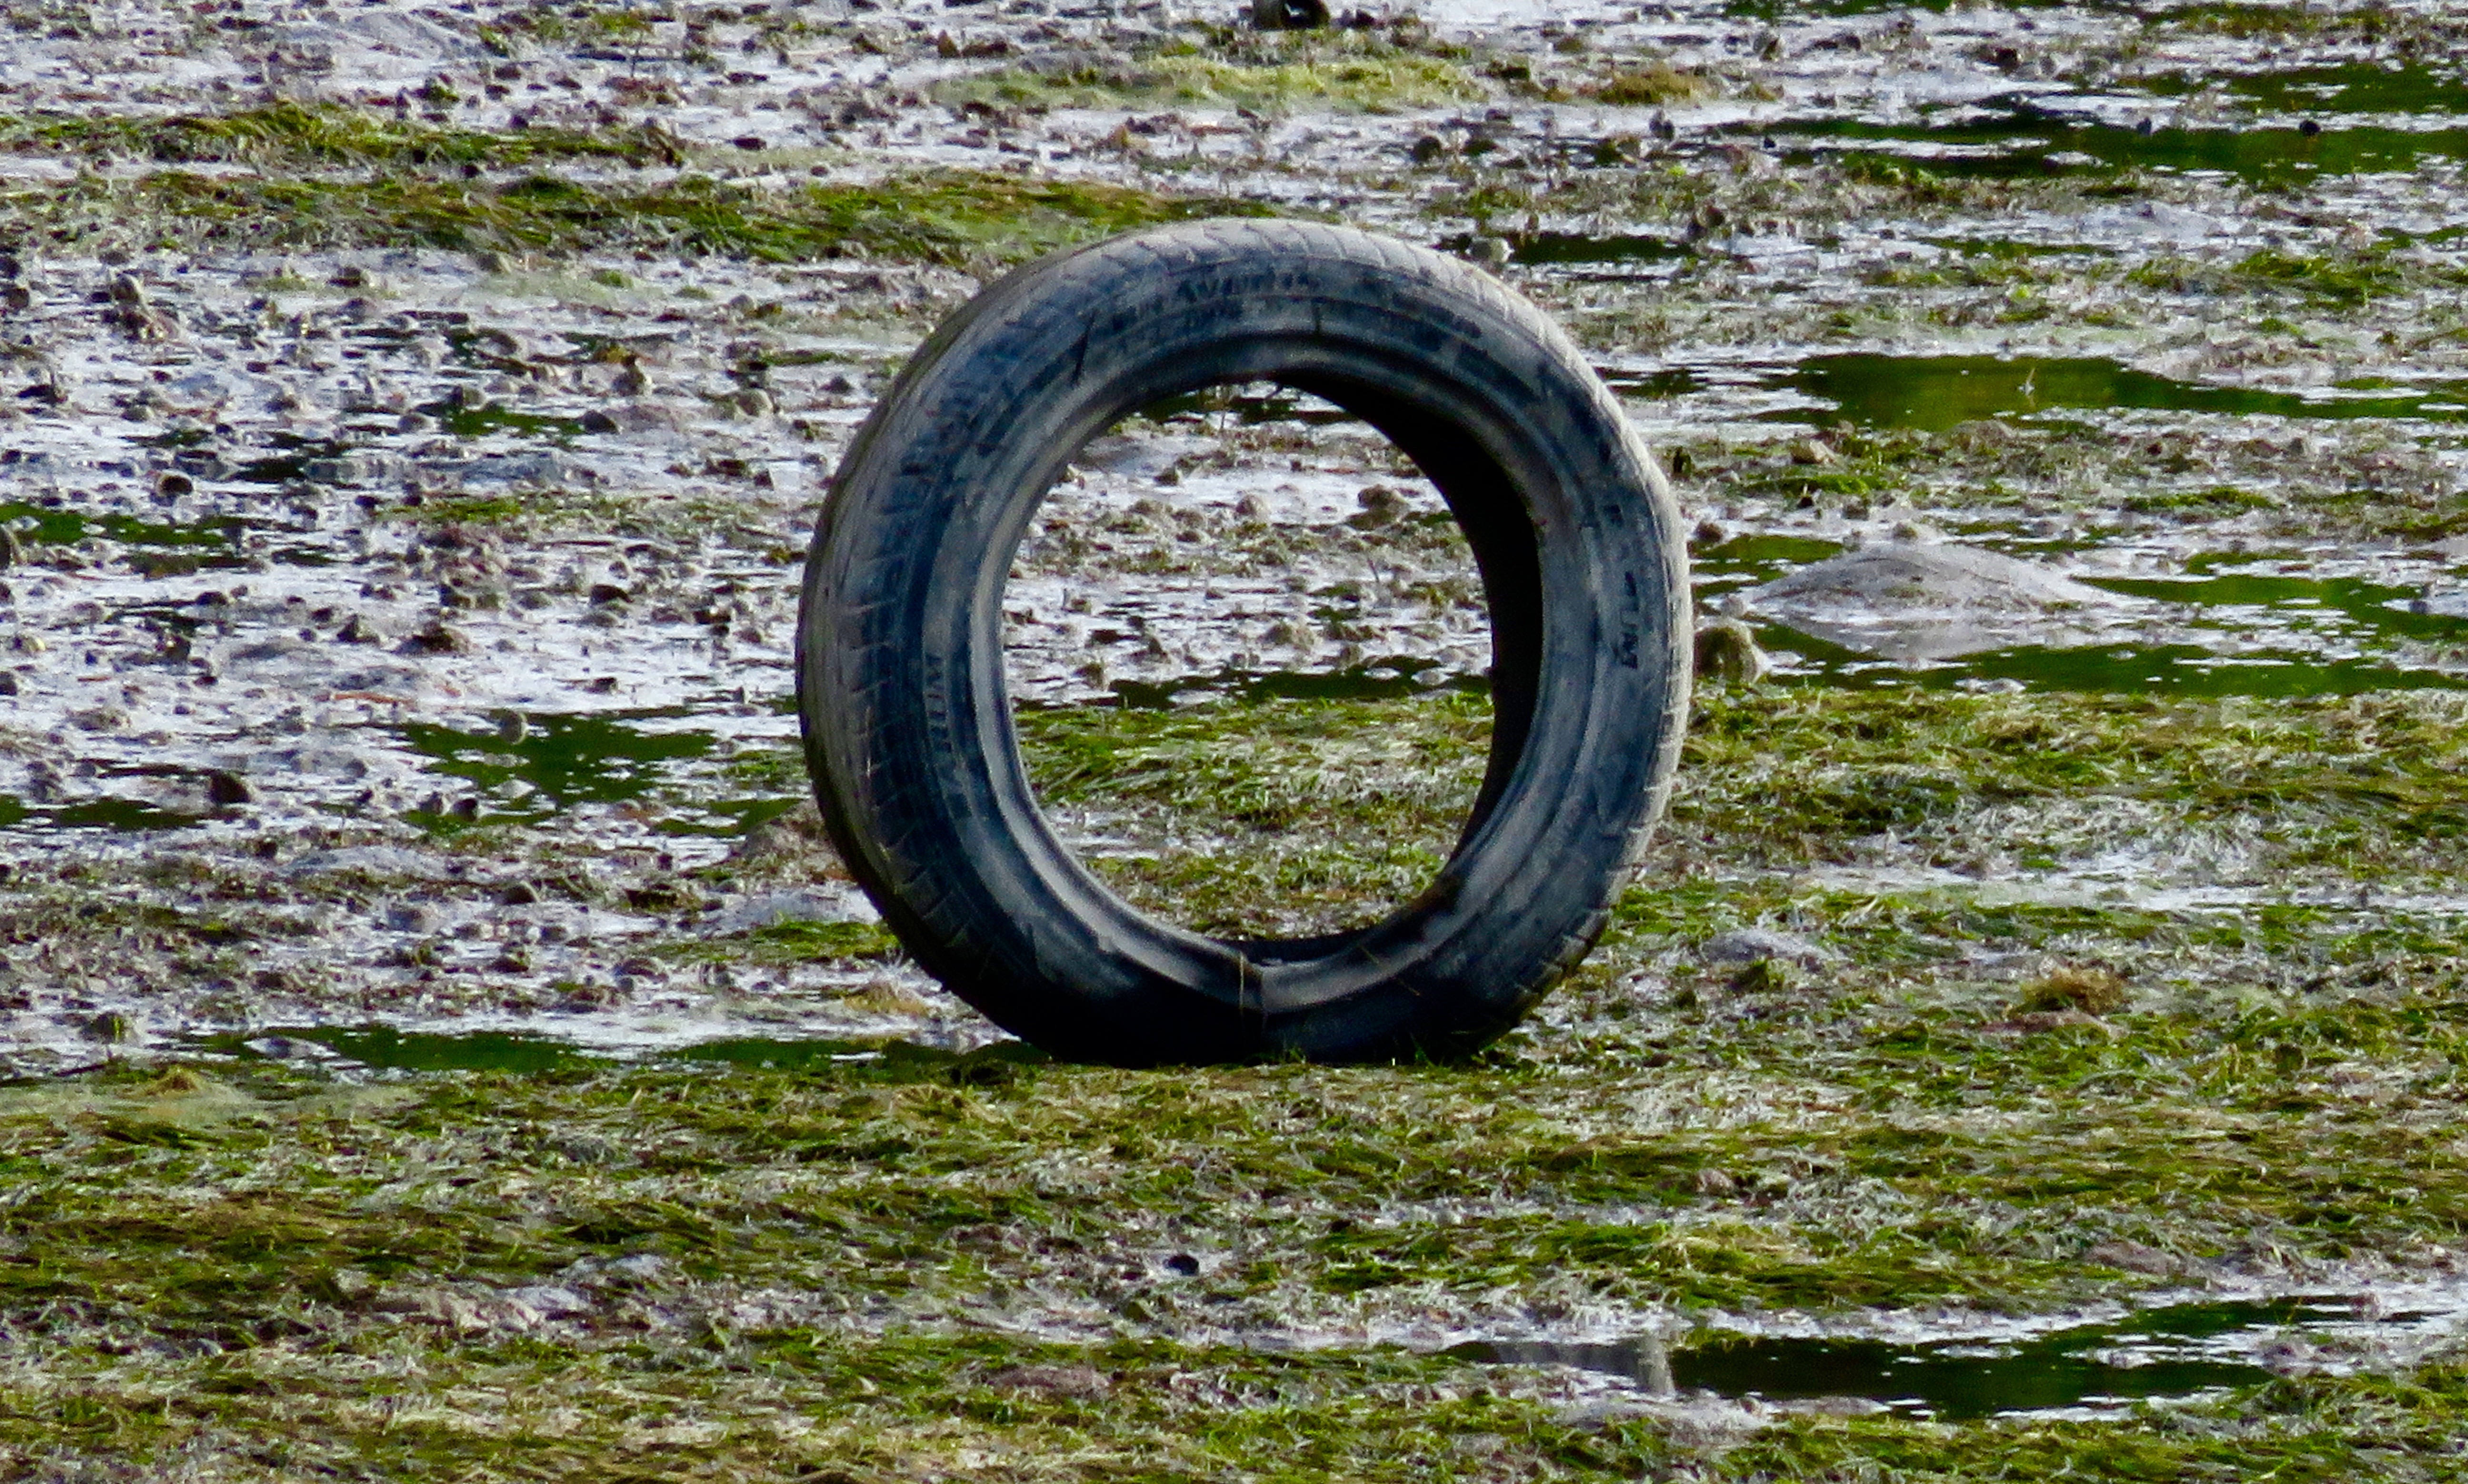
[20,684,2468,1476]
[0,100,676,169]
[0,103,1270,266]
[11,0,2468,1474]
[940,21,1484,116]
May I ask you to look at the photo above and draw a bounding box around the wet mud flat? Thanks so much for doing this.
[4,0,2468,1477]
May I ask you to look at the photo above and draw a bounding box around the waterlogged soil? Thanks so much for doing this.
[6,0,2468,1478]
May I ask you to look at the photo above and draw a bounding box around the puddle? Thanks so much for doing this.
[1436,230,1690,273]
[2147,62,2468,119]
[0,794,207,832]
[2088,568,2451,639]
[414,394,585,441]
[398,710,714,824]
[1771,355,2468,432]
[215,1025,605,1075]
[0,499,248,556]
[1759,109,2468,188]
[1601,367,1707,400]
[195,1026,1044,1079]
[1453,1292,2465,1419]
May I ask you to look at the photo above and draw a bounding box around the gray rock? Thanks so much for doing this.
[242,1034,339,1059]
[1743,541,2147,661]
[224,637,321,665]
[986,1363,1111,1398]
[384,901,446,933]
[285,846,451,881]
[600,401,684,434]
[503,1284,593,1317]
[1774,1395,1891,1416]
[454,452,562,486]
[1694,619,1768,684]
[338,10,482,58]
[1076,434,1208,481]
[2083,1238,2180,1275]
[1702,928,1837,966]
[711,890,850,932]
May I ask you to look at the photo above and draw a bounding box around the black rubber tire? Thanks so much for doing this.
[796,219,1691,1066]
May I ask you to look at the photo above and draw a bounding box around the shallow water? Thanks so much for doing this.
[398,709,715,823]
[1766,114,2468,188]
[1453,1293,2445,1418]
[188,1024,1030,1076]
[1775,354,2468,432]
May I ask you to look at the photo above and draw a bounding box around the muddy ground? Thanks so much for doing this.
[5,0,2468,1477]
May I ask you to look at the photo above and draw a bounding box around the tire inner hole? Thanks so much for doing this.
[1002,380,1500,942]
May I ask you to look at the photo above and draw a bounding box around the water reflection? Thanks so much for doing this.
[1455,1294,2435,1418]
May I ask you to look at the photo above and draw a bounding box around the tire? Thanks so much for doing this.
[796,220,1691,1066]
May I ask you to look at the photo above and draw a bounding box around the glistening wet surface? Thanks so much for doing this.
[1453,1294,2461,1419]
[1694,536,2468,696]
[1771,355,2468,433]
[188,1025,1046,1078]
[1761,114,2468,188]
[397,710,715,824]
[17,1,2468,1474]
[1612,354,2468,432]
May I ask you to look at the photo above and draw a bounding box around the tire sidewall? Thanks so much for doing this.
[800,222,1689,1063]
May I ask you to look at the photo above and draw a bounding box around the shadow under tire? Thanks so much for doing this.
[796,220,1691,1065]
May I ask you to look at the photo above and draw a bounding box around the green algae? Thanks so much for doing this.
[0,499,242,554]
[996,680,2468,934]
[12,679,2468,1473]
[2,166,1272,267]
[645,917,904,970]
[16,6,2468,1475]
[11,1024,2468,1476]
[1590,62,1718,108]
[988,677,2468,994]
[1672,687,2468,875]
[0,101,678,170]
[948,51,1480,115]
[1762,108,2468,189]
[400,710,712,821]
[943,25,1482,115]
[1014,689,1490,936]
